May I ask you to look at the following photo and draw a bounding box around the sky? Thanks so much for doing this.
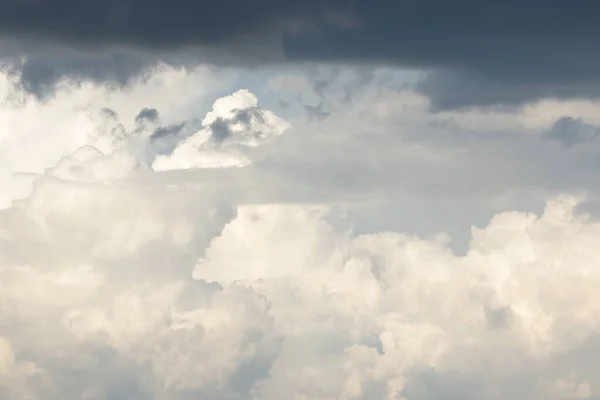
[2,2,600,399]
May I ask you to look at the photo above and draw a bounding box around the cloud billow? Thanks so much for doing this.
[153,89,291,171]
[5,61,600,399]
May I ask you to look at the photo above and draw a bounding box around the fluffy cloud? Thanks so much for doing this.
[192,197,600,399]
[0,0,352,98]
[4,65,600,399]
[0,0,351,51]
[2,168,600,398]
[0,63,242,208]
[153,89,291,171]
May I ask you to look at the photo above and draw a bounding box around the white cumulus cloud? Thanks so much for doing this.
[3,174,600,399]
[153,89,291,171]
[3,65,600,400]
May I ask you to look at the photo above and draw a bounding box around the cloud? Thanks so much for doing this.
[5,63,600,240]
[0,63,238,207]
[0,0,353,97]
[3,165,600,398]
[544,117,600,148]
[285,1,600,108]
[153,89,291,171]
[0,0,352,51]
[191,196,600,399]
[6,65,600,398]
[135,107,159,124]
[2,1,600,107]
[46,145,148,182]
[415,69,600,111]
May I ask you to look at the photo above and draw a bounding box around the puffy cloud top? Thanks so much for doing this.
[2,174,600,399]
[153,89,290,170]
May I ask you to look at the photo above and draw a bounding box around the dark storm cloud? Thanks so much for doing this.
[0,0,354,97]
[0,0,353,50]
[14,53,149,96]
[284,0,600,108]
[0,47,160,98]
[2,0,600,107]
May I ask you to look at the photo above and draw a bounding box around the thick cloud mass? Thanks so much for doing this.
[285,1,600,108]
[3,173,600,398]
[0,0,352,49]
[2,1,600,106]
[4,66,600,399]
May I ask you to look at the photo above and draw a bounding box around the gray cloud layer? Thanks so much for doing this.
[2,0,600,106]
[0,0,351,50]
[286,0,600,108]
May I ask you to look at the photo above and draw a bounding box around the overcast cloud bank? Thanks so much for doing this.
[1,1,599,107]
